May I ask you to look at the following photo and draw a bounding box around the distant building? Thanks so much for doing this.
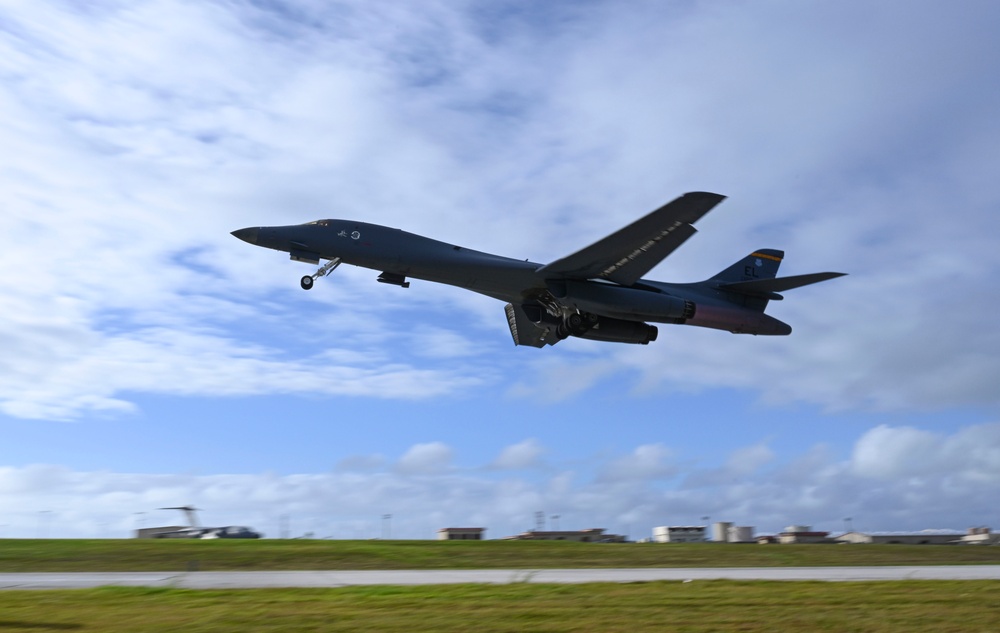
[729,526,755,543]
[961,527,999,545]
[835,530,964,545]
[437,527,486,541]
[777,525,834,544]
[711,522,754,543]
[504,528,624,542]
[653,526,706,543]
[711,522,732,542]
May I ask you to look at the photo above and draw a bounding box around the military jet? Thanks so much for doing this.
[232,192,845,347]
[153,506,262,539]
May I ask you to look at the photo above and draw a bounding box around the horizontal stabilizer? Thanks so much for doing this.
[720,272,847,297]
[537,191,726,286]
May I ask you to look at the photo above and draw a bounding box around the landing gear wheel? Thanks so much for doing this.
[301,257,341,290]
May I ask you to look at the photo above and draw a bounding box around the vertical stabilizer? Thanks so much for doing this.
[710,249,784,283]
[709,249,784,312]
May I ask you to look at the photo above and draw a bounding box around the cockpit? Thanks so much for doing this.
[305,220,333,226]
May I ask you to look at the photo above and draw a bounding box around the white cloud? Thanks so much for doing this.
[506,353,619,403]
[0,0,998,423]
[682,442,776,489]
[3,423,1000,538]
[0,0,505,420]
[408,326,480,359]
[598,444,677,483]
[499,1,1000,413]
[851,425,941,479]
[726,443,775,475]
[851,423,1000,482]
[1,5,997,549]
[490,438,544,470]
[396,441,453,475]
[0,325,485,420]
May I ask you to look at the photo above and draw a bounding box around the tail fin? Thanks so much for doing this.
[710,249,784,283]
[708,249,784,312]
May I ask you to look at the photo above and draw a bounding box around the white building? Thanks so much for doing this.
[711,522,732,542]
[961,527,999,545]
[438,527,485,540]
[729,526,755,543]
[835,530,964,545]
[653,526,706,543]
[711,522,755,543]
[777,525,833,544]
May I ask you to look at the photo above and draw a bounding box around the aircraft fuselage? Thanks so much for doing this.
[232,192,844,346]
[242,221,541,300]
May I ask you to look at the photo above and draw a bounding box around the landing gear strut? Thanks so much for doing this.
[300,257,341,290]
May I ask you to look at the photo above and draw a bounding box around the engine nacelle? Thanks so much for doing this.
[555,280,695,323]
[573,316,658,345]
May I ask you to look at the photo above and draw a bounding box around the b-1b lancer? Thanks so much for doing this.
[232,192,845,347]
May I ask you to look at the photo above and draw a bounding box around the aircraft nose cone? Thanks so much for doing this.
[231,227,259,245]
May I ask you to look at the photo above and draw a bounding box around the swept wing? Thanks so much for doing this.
[535,191,726,285]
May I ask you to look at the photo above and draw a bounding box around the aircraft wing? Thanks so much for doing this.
[535,191,726,286]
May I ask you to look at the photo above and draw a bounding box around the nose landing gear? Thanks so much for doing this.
[300,257,341,290]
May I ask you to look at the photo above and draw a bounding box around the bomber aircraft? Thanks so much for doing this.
[232,192,845,347]
[152,506,262,539]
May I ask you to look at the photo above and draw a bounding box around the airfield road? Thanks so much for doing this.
[3,565,1000,590]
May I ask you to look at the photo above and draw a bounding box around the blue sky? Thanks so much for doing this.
[2,0,999,540]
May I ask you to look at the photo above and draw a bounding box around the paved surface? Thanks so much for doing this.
[2,566,1000,590]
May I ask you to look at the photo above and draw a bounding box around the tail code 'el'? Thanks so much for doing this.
[710,249,784,283]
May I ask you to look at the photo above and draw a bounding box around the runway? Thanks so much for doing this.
[2,566,1000,590]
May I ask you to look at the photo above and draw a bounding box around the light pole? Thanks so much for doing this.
[551,515,560,531]
[534,511,545,532]
[38,511,51,539]
[382,514,392,540]
[279,514,290,539]
[844,517,853,534]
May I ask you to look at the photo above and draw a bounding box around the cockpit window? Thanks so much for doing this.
[305,220,333,226]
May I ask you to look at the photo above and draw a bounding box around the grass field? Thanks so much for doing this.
[3,541,998,632]
[2,539,1000,572]
[0,581,997,632]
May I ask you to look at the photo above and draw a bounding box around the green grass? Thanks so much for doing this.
[3,542,997,632]
[2,539,1000,572]
[0,581,997,632]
